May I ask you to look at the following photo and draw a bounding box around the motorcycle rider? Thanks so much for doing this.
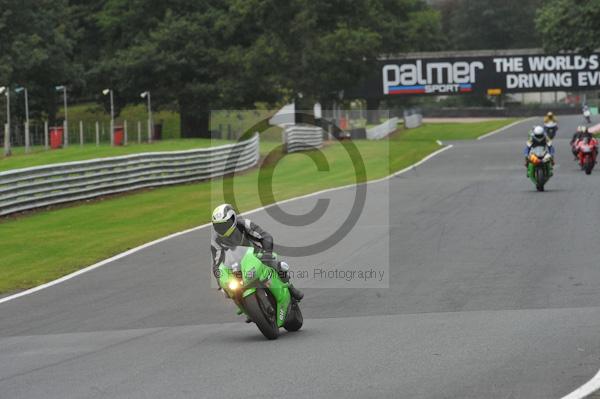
[583,105,591,123]
[571,126,586,159]
[580,125,594,141]
[543,111,559,138]
[544,111,558,125]
[575,127,598,166]
[524,125,555,178]
[211,204,304,301]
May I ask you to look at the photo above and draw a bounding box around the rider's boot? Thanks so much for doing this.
[288,283,304,301]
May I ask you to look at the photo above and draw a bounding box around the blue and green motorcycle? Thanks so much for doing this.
[527,146,553,192]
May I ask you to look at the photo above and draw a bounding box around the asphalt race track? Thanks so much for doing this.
[2,116,600,398]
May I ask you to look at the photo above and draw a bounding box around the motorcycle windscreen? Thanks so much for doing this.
[222,246,253,271]
[531,147,547,158]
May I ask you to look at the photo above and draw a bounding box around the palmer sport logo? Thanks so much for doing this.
[383,60,484,95]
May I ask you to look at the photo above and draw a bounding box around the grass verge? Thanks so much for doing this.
[0,120,519,294]
[0,139,232,172]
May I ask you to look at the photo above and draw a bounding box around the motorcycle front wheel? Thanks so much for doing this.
[243,289,279,340]
[535,167,545,191]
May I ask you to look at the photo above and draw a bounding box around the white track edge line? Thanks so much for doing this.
[0,144,457,306]
[477,117,536,140]
[561,369,600,399]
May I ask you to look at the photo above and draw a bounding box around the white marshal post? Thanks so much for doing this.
[103,89,114,146]
[0,86,11,156]
[15,87,29,153]
[140,91,152,143]
[44,120,49,149]
[56,85,68,147]
[79,120,84,146]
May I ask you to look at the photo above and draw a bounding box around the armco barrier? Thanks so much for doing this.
[366,118,400,140]
[284,125,324,153]
[404,114,423,129]
[0,134,259,216]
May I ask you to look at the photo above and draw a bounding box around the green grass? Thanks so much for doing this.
[0,139,232,172]
[402,119,518,142]
[0,119,518,294]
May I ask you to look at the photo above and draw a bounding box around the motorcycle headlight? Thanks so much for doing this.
[228,279,240,290]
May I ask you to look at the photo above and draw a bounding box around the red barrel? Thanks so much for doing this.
[50,127,64,149]
[114,126,124,146]
[339,117,348,130]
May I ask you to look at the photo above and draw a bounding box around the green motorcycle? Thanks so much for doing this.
[218,246,303,340]
[527,146,553,192]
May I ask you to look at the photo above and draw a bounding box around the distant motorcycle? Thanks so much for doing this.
[544,122,558,139]
[576,137,597,175]
[527,147,553,191]
[583,108,592,124]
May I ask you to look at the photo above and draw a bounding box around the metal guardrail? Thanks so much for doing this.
[283,125,324,153]
[0,135,260,216]
[366,118,400,140]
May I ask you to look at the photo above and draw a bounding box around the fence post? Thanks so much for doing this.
[137,121,141,144]
[95,121,100,146]
[24,121,30,153]
[44,121,49,149]
[282,127,288,153]
[63,119,68,147]
[147,118,152,143]
[124,120,128,145]
[2,123,9,156]
[79,121,84,147]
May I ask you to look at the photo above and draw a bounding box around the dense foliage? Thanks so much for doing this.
[0,0,444,135]
[434,0,543,50]
[536,0,600,54]
[2,0,575,136]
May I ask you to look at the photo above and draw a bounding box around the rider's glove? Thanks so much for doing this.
[260,252,277,268]
[261,251,275,262]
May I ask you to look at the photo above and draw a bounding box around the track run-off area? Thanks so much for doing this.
[1,116,600,398]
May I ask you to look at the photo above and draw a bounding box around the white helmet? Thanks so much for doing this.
[532,125,545,141]
[212,204,237,237]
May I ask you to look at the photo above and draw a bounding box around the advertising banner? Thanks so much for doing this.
[361,53,600,98]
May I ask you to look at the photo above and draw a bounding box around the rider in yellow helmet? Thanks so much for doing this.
[544,111,558,124]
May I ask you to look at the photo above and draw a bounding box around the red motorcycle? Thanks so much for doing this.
[576,137,598,175]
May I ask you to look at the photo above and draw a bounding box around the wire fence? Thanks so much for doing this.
[0,120,156,151]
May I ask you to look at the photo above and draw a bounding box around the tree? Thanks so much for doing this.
[436,0,542,50]
[95,0,271,137]
[0,0,80,124]
[79,0,444,137]
[536,0,600,53]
